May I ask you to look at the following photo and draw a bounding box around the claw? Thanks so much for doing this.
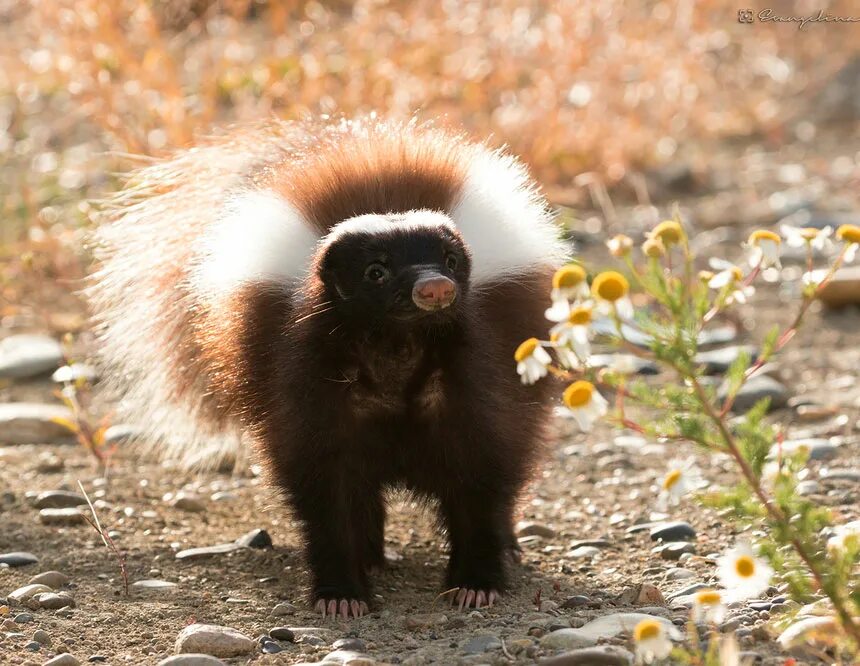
[316,598,369,620]
[327,599,337,617]
[339,599,349,619]
[450,588,500,611]
[315,599,326,617]
[476,590,486,608]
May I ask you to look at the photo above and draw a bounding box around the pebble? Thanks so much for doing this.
[539,628,598,650]
[821,468,860,482]
[174,624,255,658]
[175,543,242,560]
[721,376,789,413]
[654,541,696,560]
[694,345,758,374]
[777,616,838,649]
[157,656,227,666]
[587,353,659,375]
[33,592,74,609]
[0,403,77,444]
[322,650,375,664]
[0,334,63,379]
[0,552,39,567]
[568,539,612,549]
[567,546,600,559]
[515,521,557,538]
[34,491,87,510]
[15,612,33,623]
[649,521,696,542]
[32,628,52,645]
[405,613,448,629]
[664,567,696,581]
[44,655,82,666]
[132,579,177,593]
[26,640,42,651]
[39,508,86,526]
[234,528,273,549]
[172,494,206,513]
[777,438,839,461]
[560,595,591,609]
[539,646,634,665]
[620,583,665,606]
[261,642,283,654]
[8,584,52,603]
[269,627,295,641]
[29,571,70,588]
[575,613,679,641]
[796,480,823,496]
[270,602,297,616]
[461,634,501,654]
[332,638,367,651]
[818,265,860,307]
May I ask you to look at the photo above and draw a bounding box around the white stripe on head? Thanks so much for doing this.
[452,146,571,283]
[192,190,319,295]
[322,210,457,246]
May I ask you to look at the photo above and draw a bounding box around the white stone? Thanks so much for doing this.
[8,584,52,603]
[174,624,254,658]
[539,628,598,650]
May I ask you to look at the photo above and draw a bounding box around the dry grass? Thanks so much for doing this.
[1,0,858,321]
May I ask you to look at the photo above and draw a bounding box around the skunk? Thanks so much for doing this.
[88,117,570,618]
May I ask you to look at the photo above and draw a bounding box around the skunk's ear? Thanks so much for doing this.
[317,245,345,298]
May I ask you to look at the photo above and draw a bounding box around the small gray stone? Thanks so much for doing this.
[34,490,87,509]
[172,494,206,513]
[175,543,242,560]
[694,345,758,374]
[722,376,789,413]
[567,546,601,559]
[778,438,839,461]
[0,334,63,379]
[649,521,696,542]
[539,645,634,665]
[322,650,374,664]
[668,583,711,600]
[560,595,591,608]
[664,567,696,581]
[29,571,70,588]
[271,602,297,616]
[405,612,448,629]
[235,528,273,549]
[0,403,76,444]
[539,628,598,650]
[25,640,42,651]
[32,629,51,645]
[33,592,75,609]
[39,508,86,525]
[515,521,557,538]
[44,655,82,666]
[332,638,367,651]
[821,468,860,482]
[577,613,678,641]
[157,656,227,666]
[655,541,696,560]
[269,627,295,641]
[0,552,39,567]
[262,642,283,654]
[797,480,823,495]
[174,624,255,658]
[15,612,33,623]
[461,634,502,654]
[8,584,52,603]
[132,579,177,592]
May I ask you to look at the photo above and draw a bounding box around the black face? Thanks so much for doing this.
[318,225,471,327]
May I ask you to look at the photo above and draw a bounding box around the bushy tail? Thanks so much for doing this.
[87,121,296,470]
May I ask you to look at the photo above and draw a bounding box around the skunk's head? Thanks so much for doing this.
[317,211,471,327]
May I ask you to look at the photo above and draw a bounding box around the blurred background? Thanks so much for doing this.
[1,0,860,327]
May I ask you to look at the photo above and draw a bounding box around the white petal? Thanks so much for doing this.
[545,298,571,322]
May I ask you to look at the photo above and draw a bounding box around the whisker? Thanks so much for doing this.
[292,307,334,324]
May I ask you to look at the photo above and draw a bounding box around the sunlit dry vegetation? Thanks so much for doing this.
[0,0,857,320]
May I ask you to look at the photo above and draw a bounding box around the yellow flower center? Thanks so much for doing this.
[749,229,781,245]
[694,589,722,605]
[800,227,820,241]
[592,271,629,302]
[662,469,682,491]
[553,265,586,290]
[633,619,662,642]
[734,555,756,578]
[642,237,666,258]
[563,380,594,409]
[837,224,860,244]
[567,306,592,326]
[514,338,539,363]
[729,267,744,282]
[652,220,685,245]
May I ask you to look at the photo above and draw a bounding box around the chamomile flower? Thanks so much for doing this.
[549,302,593,362]
[514,338,552,386]
[692,589,726,624]
[648,219,686,247]
[592,270,634,320]
[561,380,608,432]
[837,224,860,263]
[551,334,582,370]
[607,234,634,257]
[656,457,704,510]
[642,236,666,259]
[717,544,773,602]
[781,224,834,253]
[744,229,782,269]
[545,265,590,321]
[826,521,860,555]
[708,259,755,305]
[633,619,674,664]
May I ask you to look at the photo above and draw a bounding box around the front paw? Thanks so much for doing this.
[314,597,369,619]
[448,587,499,610]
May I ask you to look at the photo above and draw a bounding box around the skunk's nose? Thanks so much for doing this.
[413,275,457,310]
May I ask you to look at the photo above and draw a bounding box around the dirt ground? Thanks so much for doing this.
[2,225,860,665]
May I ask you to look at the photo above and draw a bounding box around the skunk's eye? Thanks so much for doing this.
[364,263,390,284]
[445,253,458,271]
